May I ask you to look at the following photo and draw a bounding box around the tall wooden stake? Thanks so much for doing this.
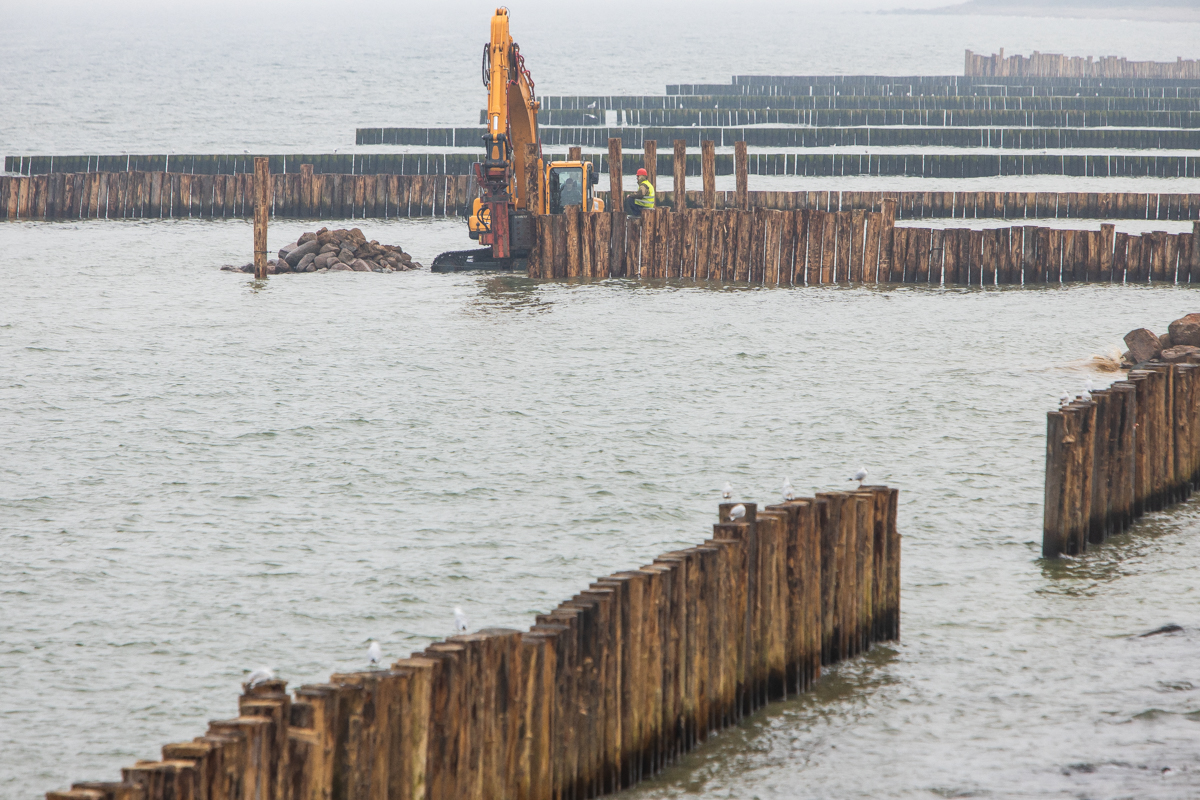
[525,142,540,213]
[673,139,687,211]
[643,140,657,189]
[253,157,269,279]
[734,142,748,211]
[701,140,715,209]
[608,138,623,213]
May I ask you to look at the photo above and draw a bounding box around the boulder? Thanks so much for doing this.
[349,227,366,242]
[351,259,372,272]
[314,252,337,270]
[297,252,317,271]
[1124,328,1163,363]
[1168,313,1200,347]
[1159,333,1173,351]
[298,232,317,245]
[1160,345,1200,363]
[220,265,240,272]
[277,244,296,260]
[285,238,321,266]
[338,247,356,265]
[319,242,339,254]
[331,263,353,271]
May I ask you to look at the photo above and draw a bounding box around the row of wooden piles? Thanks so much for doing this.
[8,173,1200,224]
[531,107,1200,127]
[967,49,1200,81]
[1043,363,1200,557]
[529,206,1200,286]
[0,169,475,221]
[47,488,900,800]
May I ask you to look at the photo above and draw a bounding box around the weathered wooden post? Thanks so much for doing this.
[673,139,686,211]
[568,146,582,162]
[253,157,269,279]
[525,142,540,213]
[701,140,716,210]
[608,137,623,213]
[734,141,748,211]
[643,139,657,190]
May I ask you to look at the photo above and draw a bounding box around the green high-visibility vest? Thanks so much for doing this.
[635,179,655,209]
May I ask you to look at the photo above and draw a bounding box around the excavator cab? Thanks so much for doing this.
[545,161,604,215]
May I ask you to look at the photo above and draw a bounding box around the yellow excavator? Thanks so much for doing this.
[432,8,604,272]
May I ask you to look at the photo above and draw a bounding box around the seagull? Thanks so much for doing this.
[587,101,597,109]
[728,503,746,522]
[722,481,733,500]
[244,666,274,689]
[1059,392,1071,407]
[585,114,597,121]
[243,149,249,154]
[1085,379,1095,393]
[367,641,382,666]
[454,606,469,633]
[782,476,795,501]
[850,467,868,487]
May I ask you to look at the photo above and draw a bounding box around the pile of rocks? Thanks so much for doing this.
[221,228,422,274]
[1122,313,1200,366]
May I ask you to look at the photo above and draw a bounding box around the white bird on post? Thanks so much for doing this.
[728,503,746,522]
[367,641,382,666]
[244,666,274,689]
[1059,392,1071,407]
[454,606,469,633]
[850,467,868,487]
[722,481,733,500]
[782,476,795,501]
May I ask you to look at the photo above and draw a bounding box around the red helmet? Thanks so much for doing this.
[636,168,648,177]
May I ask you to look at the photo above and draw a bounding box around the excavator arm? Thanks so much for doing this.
[483,8,540,212]
[476,7,541,260]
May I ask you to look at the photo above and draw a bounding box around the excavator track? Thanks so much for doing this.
[431,247,527,273]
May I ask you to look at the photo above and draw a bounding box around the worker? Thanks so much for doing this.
[560,174,582,207]
[624,167,655,216]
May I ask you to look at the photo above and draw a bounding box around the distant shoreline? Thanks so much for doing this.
[889,3,1200,23]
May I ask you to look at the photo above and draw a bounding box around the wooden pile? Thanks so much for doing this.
[45,488,900,800]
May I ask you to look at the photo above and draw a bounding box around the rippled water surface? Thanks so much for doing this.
[6,1,1200,798]
[5,218,1200,800]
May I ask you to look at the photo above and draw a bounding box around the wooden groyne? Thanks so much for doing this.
[670,77,1200,98]
[967,50,1200,81]
[7,170,1200,228]
[528,207,1200,285]
[509,107,1200,128]
[363,125,1200,150]
[1043,364,1200,558]
[11,150,1200,183]
[534,95,1200,113]
[45,487,900,800]
[0,170,477,221]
